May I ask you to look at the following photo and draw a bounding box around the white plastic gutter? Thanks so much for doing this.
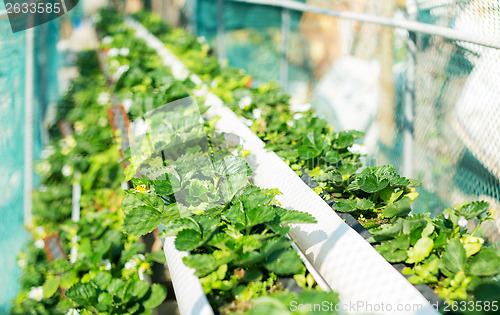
[125,18,439,315]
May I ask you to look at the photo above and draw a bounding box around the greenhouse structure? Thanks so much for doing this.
[1,0,499,314]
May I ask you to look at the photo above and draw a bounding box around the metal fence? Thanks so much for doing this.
[166,0,500,245]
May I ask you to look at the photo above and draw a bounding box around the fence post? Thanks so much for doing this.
[24,28,34,227]
[217,0,226,63]
[404,0,417,179]
[280,8,290,91]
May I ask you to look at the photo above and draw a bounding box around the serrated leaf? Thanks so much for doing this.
[175,229,203,251]
[359,174,389,193]
[246,205,276,227]
[66,282,97,307]
[356,199,374,210]
[153,180,173,195]
[333,199,357,212]
[275,208,316,224]
[459,201,489,220]
[122,205,161,236]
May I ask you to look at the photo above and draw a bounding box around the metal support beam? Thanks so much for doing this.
[216,0,226,63]
[280,8,290,91]
[24,28,34,227]
[229,0,500,49]
[403,0,418,179]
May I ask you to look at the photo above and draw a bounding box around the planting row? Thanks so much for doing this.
[13,50,167,314]
[131,10,500,310]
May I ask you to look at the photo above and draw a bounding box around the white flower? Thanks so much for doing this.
[27,286,43,301]
[34,239,45,249]
[107,48,119,57]
[286,120,295,127]
[138,266,145,280]
[62,164,73,177]
[122,99,133,112]
[291,102,311,112]
[66,308,80,315]
[197,36,207,43]
[74,121,85,135]
[113,65,130,81]
[458,216,468,228]
[120,47,130,56]
[37,161,51,175]
[40,145,55,159]
[293,113,303,120]
[102,36,113,44]
[102,259,112,271]
[347,144,368,155]
[444,213,450,220]
[35,226,45,235]
[211,80,218,89]
[238,96,252,109]
[97,92,110,106]
[125,260,137,270]
[252,108,262,120]
[98,117,108,127]
[17,258,26,268]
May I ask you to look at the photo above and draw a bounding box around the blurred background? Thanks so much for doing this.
[1,0,499,311]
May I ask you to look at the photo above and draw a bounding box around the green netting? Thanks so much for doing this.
[0,11,30,312]
[0,9,63,313]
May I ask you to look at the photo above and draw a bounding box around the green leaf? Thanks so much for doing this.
[143,284,167,310]
[132,280,150,299]
[246,205,276,227]
[93,271,112,290]
[406,237,434,264]
[468,247,500,276]
[97,292,113,310]
[356,199,374,210]
[66,282,98,307]
[264,249,304,275]
[60,271,79,289]
[324,151,340,164]
[333,199,357,212]
[175,229,203,251]
[121,192,164,215]
[275,208,316,224]
[441,239,467,273]
[359,174,389,193]
[122,205,161,236]
[333,131,355,149]
[459,201,489,220]
[43,277,61,298]
[382,197,412,218]
[376,234,410,263]
[153,180,173,195]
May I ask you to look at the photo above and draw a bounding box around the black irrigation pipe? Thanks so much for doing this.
[298,170,443,306]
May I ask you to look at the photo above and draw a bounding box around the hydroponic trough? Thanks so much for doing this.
[126,18,439,315]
